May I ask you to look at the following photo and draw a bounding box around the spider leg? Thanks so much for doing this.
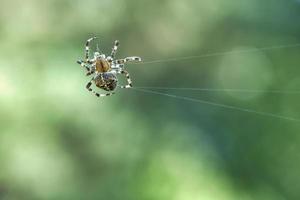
[85,64,96,76]
[114,56,142,65]
[86,70,95,76]
[77,60,96,76]
[77,60,91,72]
[85,37,96,62]
[119,70,133,89]
[86,78,115,97]
[110,40,120,59]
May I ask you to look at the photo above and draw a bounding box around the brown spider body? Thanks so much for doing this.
[95,58,111,73]
[94,72,118,91]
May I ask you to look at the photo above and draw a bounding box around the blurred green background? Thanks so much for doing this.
[1,0,300,199]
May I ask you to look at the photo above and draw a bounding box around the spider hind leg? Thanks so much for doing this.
[119,70,133,89]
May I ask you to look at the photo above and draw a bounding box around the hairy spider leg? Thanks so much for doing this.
[119,70,133,89]
[85,64,97,76]
[86,37,97,62]
[77,60,96,76]
[86,70,95,76]
[114,56,142,64]
[86,78,115,97]
[77,60,91,72]
[110,40,120,59]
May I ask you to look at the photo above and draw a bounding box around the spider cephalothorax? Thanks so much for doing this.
[77,37,142,97]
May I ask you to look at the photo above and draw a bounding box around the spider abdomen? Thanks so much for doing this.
[94,72,118,91]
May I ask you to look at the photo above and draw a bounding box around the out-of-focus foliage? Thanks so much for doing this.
[0,0,300,199]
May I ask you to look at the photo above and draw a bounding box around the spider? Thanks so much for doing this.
[77,37,142,97]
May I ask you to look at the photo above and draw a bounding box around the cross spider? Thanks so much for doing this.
[77,37,142,97]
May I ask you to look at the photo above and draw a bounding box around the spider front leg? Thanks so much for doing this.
[86,78,115,97]
[85,37,96,62]
[119,70,133,89]
[110,40,119,59]
[114,57,142,65]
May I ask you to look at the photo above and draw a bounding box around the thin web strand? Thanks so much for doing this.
[136,43,300,65]
[134,86,300,94]
[131,87,300,122]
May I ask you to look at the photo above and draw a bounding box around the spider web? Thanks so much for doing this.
[127,42,300,122]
